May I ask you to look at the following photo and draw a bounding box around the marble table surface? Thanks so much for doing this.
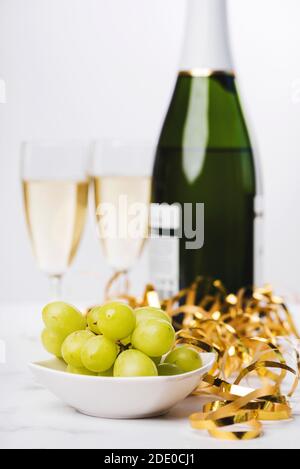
[1,302,300,450]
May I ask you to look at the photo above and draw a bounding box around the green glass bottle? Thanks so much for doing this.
[150,0,262,296]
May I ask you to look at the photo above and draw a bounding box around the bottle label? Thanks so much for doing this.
[149,204,180,299]
[149,235,180,300]
[149,198,263,296]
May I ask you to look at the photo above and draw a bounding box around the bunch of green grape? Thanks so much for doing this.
[41,301,202,377]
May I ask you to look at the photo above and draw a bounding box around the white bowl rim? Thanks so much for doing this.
[29,352,216,383]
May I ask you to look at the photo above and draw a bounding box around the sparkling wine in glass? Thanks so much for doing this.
[22,141,90,299]
[91,141,153,296]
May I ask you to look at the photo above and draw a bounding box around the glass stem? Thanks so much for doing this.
[119,270,129,296]
[105,270,130,300]
[50,275,63,300]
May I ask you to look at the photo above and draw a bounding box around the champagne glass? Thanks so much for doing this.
[91,140,154,297]
[21,141,90,299]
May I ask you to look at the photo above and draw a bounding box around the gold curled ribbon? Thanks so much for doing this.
[189,376,293,440]
[105,275,300,440]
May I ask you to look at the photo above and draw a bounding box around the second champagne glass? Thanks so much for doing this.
[91,140,153,296]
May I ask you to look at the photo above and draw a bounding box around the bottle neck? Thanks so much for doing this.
[180,0,233,75]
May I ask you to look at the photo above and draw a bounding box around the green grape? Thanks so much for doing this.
[97,302,136,341]
[42,302,86,337]
[113,350,158,377]
[157,363,182,376]
[86,307,102,334]
[131,319,175,357]
[135,307,171,325]
[151,356,162,366]
[81,335,118,373]
[164,346,202,372]
[41,328,65,358]
[67,365,97,376]
[98,367,114,377]
[62,330,94,368]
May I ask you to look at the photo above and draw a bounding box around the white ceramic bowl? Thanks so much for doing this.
[29,353,216,419]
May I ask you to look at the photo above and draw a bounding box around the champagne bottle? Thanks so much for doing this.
[150,0,262,296]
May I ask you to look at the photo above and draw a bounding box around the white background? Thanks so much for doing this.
[0,0,299,303]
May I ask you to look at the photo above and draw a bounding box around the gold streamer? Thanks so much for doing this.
[105,275,300,441]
